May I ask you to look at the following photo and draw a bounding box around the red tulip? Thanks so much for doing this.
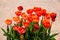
[17,6,23,11]
[42,9,46,16]
[13,26,19,31]
[36,11,42,17]
[34,24,39,31]
[17,27,26,34]
[27,9,33,14]
[23,22,30,28]
[51,12,57,22]
[27,16,33,22]
[33,7,41,12]
[44,13,51,19]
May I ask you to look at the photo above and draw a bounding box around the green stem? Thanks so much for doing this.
[48,21,53,35]
[7,25,10,40]
[47,21,53,40]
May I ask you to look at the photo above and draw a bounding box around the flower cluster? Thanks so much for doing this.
[2,6,57,40]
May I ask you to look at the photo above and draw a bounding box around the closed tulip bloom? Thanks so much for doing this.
[33,7,41,12]
[42,9,46,16]
[27,16,33,22]
[33,18,39,23]
[23,22,30,28]
[31,14,39,23]
[15,11,21,16]
[36,11,42,17]
[13,26,19,31]
[27,9,33,14]
[34,24,39,31]
[21,13,27,20]
[51,12,57,21]
[17,6,23,11]
[42,18,50,28]
[44,13,51,19]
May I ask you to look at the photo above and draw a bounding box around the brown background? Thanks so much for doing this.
[0,0,60,40]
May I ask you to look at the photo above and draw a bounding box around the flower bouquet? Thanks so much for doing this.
[1,6,58,40]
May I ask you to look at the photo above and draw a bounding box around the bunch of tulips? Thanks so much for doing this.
[1,6,58,40]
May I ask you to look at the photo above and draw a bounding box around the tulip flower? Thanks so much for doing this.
[5,19,12,25]
[17,27,26,34]
[36,11,42,17]
[27,16,33,22]
[15,11,21,16]
[23,22,30,28]
[33,7,41,12]
[44,13,51,19]
[13,26,19,31]
[31,14,39,23]
[34,24,39,31]
[17,6,23,11]
[27,9,33,14]
[42,9,46,16]
[51,12,57,22]
[13,16,20,23]
[33,18,39,23]
[42,18,50,28]
[21,13,28,20]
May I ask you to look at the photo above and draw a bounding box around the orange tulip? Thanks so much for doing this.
[33,18,39,23]
[15,11,21,16]
[31,14,39,23]
[42,18,50,28]
[5,19,12,25]
[31,14,37,19]
[21,13,27,20]
[13,16,20,23]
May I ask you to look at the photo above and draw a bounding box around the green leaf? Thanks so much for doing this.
[50,38,56,40]
[14,39,19,40]
[7,25,9,33]
[19,18,23,26]
[48,27,51,36]
[29,22,34,32]
[50,33,58,38]
[1,28,7,34]
[1,28,10,36]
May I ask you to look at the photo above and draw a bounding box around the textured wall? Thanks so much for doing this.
[0,0,60,40]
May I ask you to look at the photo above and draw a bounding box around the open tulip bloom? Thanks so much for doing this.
[1,6,58,40]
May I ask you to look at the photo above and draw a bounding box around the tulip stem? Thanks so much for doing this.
[48,21,53,35]
[7,25,10,40]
